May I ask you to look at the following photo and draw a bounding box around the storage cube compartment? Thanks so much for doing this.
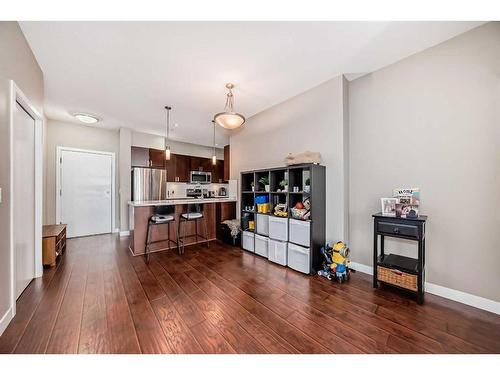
[270,169,288,192]
[287,243,311,274]
[256,214,269,236]
[255,171,270,192]
[268,216,288,241]
[289,219,311,247]
[255,234,269,257]
[241,172,255,192]
[242,231,255,252]
[268,239,287,266]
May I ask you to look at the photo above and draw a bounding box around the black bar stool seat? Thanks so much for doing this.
[178,203,209,254]
[145,205,179,263]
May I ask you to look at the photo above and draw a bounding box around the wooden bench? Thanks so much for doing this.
[42,224,67,267]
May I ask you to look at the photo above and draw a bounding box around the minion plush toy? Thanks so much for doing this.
[331,241,350,283]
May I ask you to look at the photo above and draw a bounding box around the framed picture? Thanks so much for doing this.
[381,198,398,216]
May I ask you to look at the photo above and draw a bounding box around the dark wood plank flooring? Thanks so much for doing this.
[1,234,499,354]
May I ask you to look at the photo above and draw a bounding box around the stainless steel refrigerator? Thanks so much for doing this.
[132,167,166,201]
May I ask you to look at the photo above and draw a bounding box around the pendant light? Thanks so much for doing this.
[212,120,217,166]
[214,83,245,129]
[164,106,171,160]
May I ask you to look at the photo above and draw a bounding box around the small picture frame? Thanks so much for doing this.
[381,198,398,216]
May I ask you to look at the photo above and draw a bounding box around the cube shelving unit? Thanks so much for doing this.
[240,163,326,274]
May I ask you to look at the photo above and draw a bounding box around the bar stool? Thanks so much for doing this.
[177,203,209,254]
[145,205,179,263]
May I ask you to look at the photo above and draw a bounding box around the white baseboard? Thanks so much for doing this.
[119,230,130,237]
[0,306,14,337]
[112,228,120,233]
[349,262,500,315]
[350,261,373,275]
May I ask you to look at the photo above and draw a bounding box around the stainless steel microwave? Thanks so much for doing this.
[190,171,212,184]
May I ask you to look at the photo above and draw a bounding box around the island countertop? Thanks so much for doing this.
[128,196,237,207]
[128,197,237,256]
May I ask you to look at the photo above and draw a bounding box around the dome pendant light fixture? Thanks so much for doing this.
[164,106,172,161]
[214,83,245,129]
[211,120,217,166]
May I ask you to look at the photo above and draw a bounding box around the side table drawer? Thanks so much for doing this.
[377,221,420,238]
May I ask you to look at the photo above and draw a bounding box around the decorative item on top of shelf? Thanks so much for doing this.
[380,197,398,216]
[285,151,322,166]
[250,181,255,192]
[278,179,288,192]
[273,203,288,217]
[258,176,270,192]
[291,197,311,220]
[318,241,351,283]
[304,178,311,193]
[393,187,420,218]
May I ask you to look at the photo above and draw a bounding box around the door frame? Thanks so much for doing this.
[9,81,43,319]
[55,146,116,235]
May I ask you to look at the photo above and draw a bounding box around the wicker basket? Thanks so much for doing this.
[377,266,417,291]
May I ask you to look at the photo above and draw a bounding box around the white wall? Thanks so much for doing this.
[230,75,349,242]
[349,22,500,302]
[132,131,225,159]
[119,128,132,232]
[44,120,120,228]
[0,21,44,333]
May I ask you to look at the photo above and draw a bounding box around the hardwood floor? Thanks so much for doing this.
[1,233,499,354]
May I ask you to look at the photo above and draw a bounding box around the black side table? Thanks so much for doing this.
[372,213,427,304]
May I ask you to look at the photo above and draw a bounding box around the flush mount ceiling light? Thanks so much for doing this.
[213,83,245,129]
[73,113,99,124]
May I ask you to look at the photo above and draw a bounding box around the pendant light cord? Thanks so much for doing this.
[165,106,171,143]
[224,87,234,112]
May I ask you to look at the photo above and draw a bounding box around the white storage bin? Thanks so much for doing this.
[287,243,311,274]
[255,234,269,258]
[289,219,311,247]
[256,214,269,236]
[268,216,288,241]
[242,231,255,252]
[268,239,287,266]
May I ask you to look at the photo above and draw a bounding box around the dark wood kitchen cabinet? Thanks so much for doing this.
[174,154,190,182]
[190,156,201,172]
[224,145,230,181]
[212,160,224,183]
[165,154,176,182]
[149,149,165,168]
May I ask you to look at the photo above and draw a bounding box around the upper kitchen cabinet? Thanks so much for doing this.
[165,153,176,182]
[190,156,202,172]
[224,145,230,181]
[174,154,190,182]
[149,149,165,168]
[131,146,150,167]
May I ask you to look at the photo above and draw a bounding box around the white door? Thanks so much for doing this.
[60,149,113,238]
[14,102,36,298]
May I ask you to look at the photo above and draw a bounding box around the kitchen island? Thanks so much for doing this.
[128,197,237,256]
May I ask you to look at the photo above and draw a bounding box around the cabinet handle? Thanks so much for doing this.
[393,227,400,233]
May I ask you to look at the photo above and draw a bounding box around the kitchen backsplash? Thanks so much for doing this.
[166,180,237,198]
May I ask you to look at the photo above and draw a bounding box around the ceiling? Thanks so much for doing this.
[20,21,483,148]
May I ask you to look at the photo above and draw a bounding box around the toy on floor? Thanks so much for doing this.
[318,241,351,283]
